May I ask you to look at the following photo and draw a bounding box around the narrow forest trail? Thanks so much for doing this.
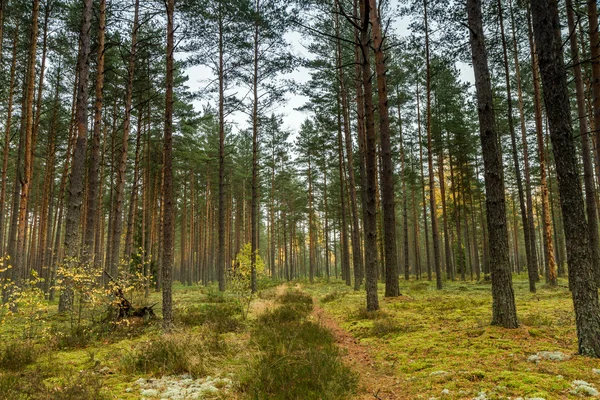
[310,300,403,400]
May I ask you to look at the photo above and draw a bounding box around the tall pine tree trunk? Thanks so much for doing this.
[530,0,600,356]
[109,0,139,275]
[84,0,106,260]
[582,0,600,285]
[499,0,536,292]
[15,0,41,280]
[423,0,442,289]
[351,0,366,289]
[416,82,431,281]
[467,0,518,328]
[369,0,400,296]
[359,0,379,311]
[0,23,19,257]
[60,0,93,310]
[124,111,143,260]
[217,5,226,291]
[162,0,175,331]
[250,0,260,293]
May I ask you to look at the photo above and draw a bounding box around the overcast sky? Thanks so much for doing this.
[181,5,475,136]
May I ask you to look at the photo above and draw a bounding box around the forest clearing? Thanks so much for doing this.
[4,0,600,398]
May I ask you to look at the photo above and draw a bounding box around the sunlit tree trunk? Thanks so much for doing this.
[423,0,442,289]
[0,23,19,257]
[416,81,431,281]
[15,0,41,280]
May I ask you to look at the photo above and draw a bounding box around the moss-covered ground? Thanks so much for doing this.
[1,275,598,399]
[303,274,600,399]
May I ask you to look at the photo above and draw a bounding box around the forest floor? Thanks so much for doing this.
[1,275,599,399]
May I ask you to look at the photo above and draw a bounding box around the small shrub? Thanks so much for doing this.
[0,369,107,400]
[245,344,357,400]
[409,282,430,292]
[257,304,308,326]
[50,325,95,349]
[354,307,388,320]
[370,319,421,337]
[244,302,357,400]
[520,312,554,327]
[0,372,27,400]
[278,289,313,312]
[176,302,242,332]
[257,289,278,301]
[321,291,346,303]
[0,342,38,371]
[463,370,485,382]
[205,286,227,303]
[121,332,217,377]
[46,371,107,400]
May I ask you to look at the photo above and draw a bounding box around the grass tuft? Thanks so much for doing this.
[176,302,243,332]
[121,331,222,377]
[242,288,357,399]
[321,290,347,303]
[0,342,38,371]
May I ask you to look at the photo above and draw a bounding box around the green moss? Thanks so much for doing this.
[301,276,597,399]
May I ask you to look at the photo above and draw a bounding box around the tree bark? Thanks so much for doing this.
[109,0,140,275]
[369,0,400,296]
[250,0,260,293]
[359,0,379,311]
[60,0,93,311]
[15,0,41,280]
[0,23,19,257]
[530,0,600,356]
[124,111,143,260]
[416,82,431,281]
[467,0,518,328]
[584,0,600,285]
[217,4,226,291]
[162,0,175,331]
[84,0,106,260]
[500,0,536,292]
[351,0,366,289]
[423,0,442,289]
[38,64,61,285]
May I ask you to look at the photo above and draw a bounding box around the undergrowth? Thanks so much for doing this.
[0,368,107,400]
[241,288,357,400]
[121,330,224,377]
[176,302,243,332]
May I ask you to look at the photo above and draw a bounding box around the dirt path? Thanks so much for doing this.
[311,303,402,400]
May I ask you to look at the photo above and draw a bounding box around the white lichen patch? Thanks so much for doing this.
[429,370,450,377]
[136,374,233,399]
[473,391,487,400]
[527,351,570,362]
[570,380,599,397]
